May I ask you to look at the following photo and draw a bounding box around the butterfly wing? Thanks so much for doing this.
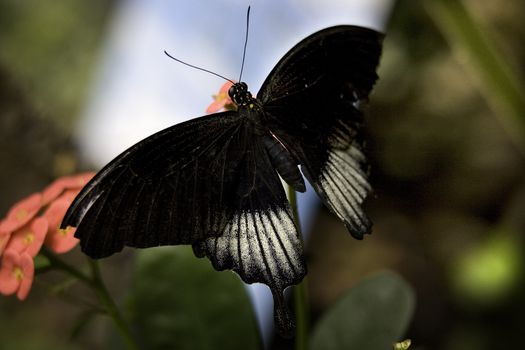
[62,111,248,258]
[62,24,382,336]
[63,109,305,335]
[258,25,383,239]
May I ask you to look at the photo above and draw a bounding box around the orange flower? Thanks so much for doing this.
[0,193,42,235]
[0,250,34,300]
[5,217,48,257]
[206,81,235,114]
[0,172,95,258]
[0,172,95,301]
[56,189,81,204]
[0,231,10,256]
[43,199,79,254]
[41,172,95,205]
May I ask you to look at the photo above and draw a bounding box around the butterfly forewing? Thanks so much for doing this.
[258,25,383,239]
[259,25,383,103]
[62,112,246,258]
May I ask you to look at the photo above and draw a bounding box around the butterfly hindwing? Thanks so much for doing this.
[258,25,383,239]
[193,123,305,335]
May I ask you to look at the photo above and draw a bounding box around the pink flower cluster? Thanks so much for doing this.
[0,172,94,300]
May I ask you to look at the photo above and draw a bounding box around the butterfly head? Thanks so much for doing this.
[228,82,254,107]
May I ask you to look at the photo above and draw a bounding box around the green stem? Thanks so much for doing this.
[88,259,141,350]
[287,186,309,350]
[40,247,91,285]
[39,249,141,350]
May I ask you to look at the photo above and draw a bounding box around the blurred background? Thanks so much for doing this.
[0,0,524,349]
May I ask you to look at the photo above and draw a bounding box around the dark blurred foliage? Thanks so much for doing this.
[0,1,117,349]
[1,1,524,350]
[0,1,114,126]
[307,1,525,350]
[0,0,116,214]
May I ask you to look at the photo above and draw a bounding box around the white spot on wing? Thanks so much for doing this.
[200,206,305,288]
[318,145,371,233]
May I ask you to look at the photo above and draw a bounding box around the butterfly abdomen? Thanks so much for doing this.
[262,132,306,193]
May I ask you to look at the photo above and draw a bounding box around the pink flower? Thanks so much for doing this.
[5,217,48,257]
[0,250,34,300]
[0,172,95,259]
[57,189,82,204]
[41,172,95,205]
[206,81,235,114]
[43,199,79,254]
[0,231,10,256]
[0,193,42,235]
[0,172,95,301]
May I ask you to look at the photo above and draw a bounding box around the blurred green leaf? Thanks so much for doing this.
[0,309,82,350]
[451,229,522,305]
[0,0,112,126]
[310,271,415,350]
[127,246,260,350]
[423,0,525,151]
[34,253,51,271]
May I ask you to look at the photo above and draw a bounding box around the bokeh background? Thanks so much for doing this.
[1,0,524,349]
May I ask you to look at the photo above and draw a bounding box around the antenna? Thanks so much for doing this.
[163,50,234,84]
[164,7,252,84]
[238,6,251,82]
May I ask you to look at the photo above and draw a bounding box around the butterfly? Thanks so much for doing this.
[61,24,383,337]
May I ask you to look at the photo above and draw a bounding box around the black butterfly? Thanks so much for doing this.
[61,25,383,336]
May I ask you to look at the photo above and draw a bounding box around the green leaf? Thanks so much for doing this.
[451,230,522,305]
[310,271,415,350]
[127,246,260,350]
[34,254,51,271]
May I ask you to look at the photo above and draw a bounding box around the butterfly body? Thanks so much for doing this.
[62,25,383,336]
[228,81,306,194]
